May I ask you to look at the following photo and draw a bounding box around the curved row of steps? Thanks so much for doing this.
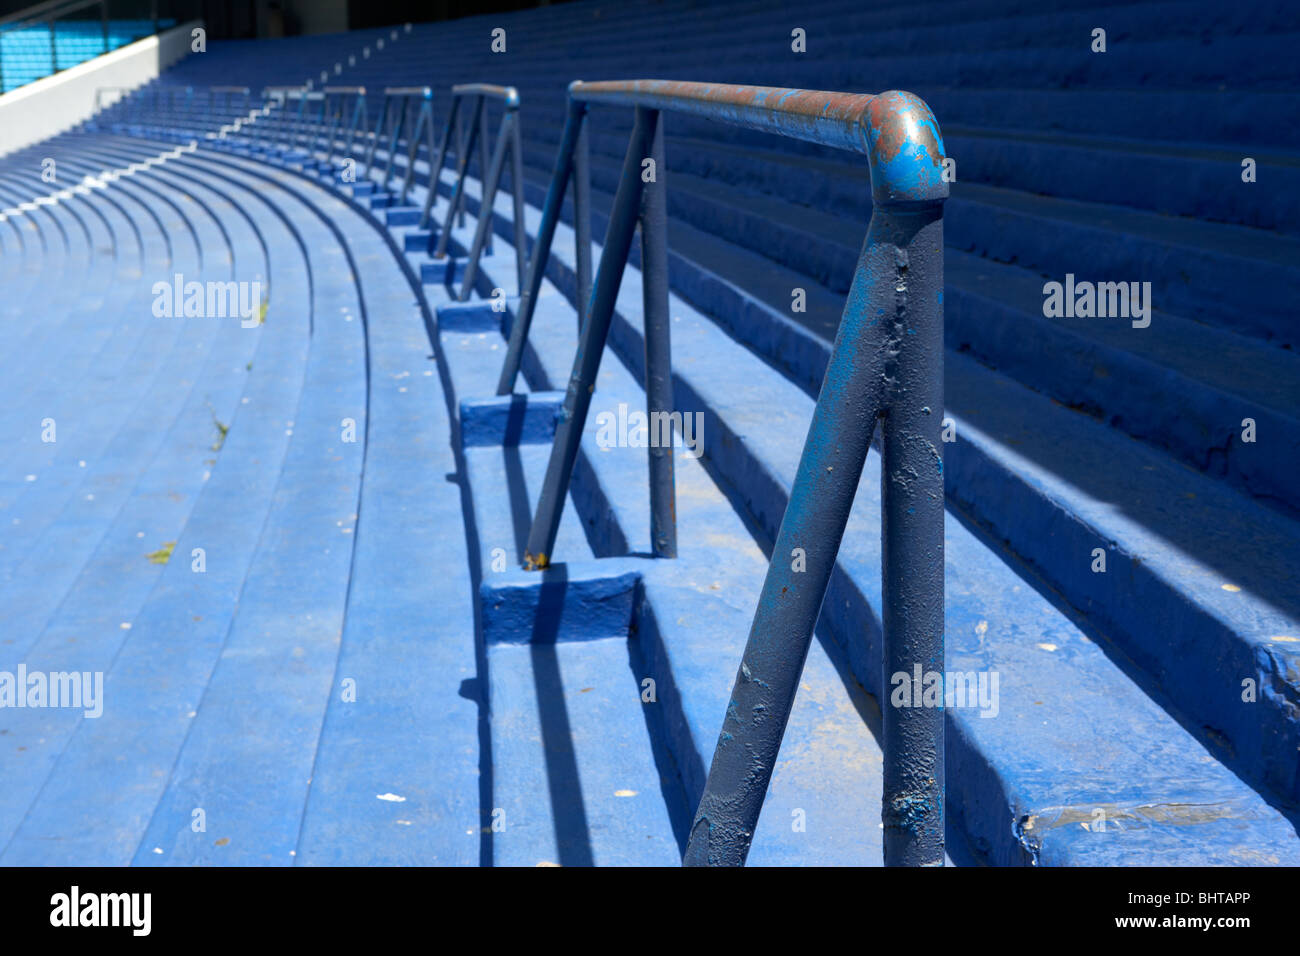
[0,130,479,864]
[1,0,1294,866]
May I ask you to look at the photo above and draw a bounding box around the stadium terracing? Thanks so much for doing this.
[0,0,1297,867]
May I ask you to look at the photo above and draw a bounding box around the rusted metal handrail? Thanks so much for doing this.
[506,79,949,867]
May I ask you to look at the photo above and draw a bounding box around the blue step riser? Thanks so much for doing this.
[368,134,1295,368]
[526,135,1293,345]
[516,118,1300,239]
[944,287,1300,510]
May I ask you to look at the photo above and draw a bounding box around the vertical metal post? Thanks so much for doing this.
[573,114,592,333]
[455,106,467,229]
[365,96,388,172]
[682,202,946,867]
[496,98,586,396]
[346,92,365,161]
[457,111,513,302]
[478,96,493,255]
[508,101,528,294]
[294,92,308,150]
[637,107,676,558]
[879,204,945,867]
[401,92,431,204]
[315,93,329,155]
[383,94,404,189]
[258,99,272,150]
[433,98,483,259]
[523,110,656,570]
[324,95,340,165]
[420,96,460,230]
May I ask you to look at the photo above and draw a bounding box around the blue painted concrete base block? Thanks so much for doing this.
[385,205,422,227]
[482,560,646,645]
[421,255,466,286]
[437,299,499,333]
[460,392,565,447]
[458,387,644,645]
[402,228,433,253]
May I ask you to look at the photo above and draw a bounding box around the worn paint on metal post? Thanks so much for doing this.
[679,88,948,867]
[495,97,586,395]
[637,107,676,559]
[523,109,655,569]
[879,203,945,866]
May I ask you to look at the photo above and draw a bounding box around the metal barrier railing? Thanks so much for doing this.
[419,83,527,304]
[367,86,433,200]
[209,85,250,138]
[496,87,591,391]
[147,83,192,118]
[292,90,323,151]
[84,67,948,868]
[502,83,672,565]
[257,85,306,152]
[321,85,368,168]
[506,79,949,867]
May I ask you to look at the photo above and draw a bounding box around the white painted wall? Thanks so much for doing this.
[0,20,201,158]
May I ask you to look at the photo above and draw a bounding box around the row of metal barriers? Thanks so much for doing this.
[92,75,951,868]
